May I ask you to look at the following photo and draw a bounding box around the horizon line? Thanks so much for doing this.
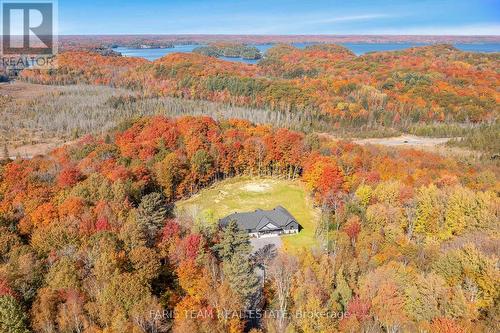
[55,33,500,37]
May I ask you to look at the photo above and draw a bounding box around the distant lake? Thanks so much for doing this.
[114,42,500,64]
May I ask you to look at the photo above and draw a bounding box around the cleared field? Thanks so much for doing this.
[175,177,320,252]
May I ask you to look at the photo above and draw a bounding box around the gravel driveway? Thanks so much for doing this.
[250,236,282,252]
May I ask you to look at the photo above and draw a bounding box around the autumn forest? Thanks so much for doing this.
[0,24,498,333]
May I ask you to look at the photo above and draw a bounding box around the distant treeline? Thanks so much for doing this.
[21,44,499,129]
[57,34,500,50]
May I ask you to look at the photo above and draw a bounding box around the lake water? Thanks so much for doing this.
[114,42,500,64]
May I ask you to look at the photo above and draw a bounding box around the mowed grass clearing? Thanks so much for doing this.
[175,177,320,252]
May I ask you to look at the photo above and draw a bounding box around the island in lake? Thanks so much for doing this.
[193,42,262,60]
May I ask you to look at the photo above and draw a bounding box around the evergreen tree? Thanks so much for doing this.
[0,295,30,333]
[212,220,252,261]
[137,192,167,242]
[223,253,260,308]
[190,149,213,176]
[213,220,258,306]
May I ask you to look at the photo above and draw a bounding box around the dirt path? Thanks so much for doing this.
[317,132,478,158]
[353,135,452,148]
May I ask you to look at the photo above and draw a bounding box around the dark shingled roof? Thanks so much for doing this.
[219,206,297,232]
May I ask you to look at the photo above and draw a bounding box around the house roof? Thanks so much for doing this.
[219,206,297,232]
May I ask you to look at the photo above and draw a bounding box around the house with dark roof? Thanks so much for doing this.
[219,206,300,237]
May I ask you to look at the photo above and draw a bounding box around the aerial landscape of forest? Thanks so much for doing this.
[0,1,498,332]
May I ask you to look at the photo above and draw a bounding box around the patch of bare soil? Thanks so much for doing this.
[353,135,452,147]
[353,135,480,158]
[7,138,76,159]
[241,182,273,192]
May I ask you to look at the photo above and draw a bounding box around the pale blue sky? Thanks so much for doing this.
[58,0,500,35]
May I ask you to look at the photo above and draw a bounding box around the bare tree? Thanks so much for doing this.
[268,252,298,332]
[250,244,277,286]
[2,143,9,160]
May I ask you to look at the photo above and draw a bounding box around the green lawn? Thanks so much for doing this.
[175,177,320,252]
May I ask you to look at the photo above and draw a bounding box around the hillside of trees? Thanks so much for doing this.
[20,44,499,130]
[0,115,498,332]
